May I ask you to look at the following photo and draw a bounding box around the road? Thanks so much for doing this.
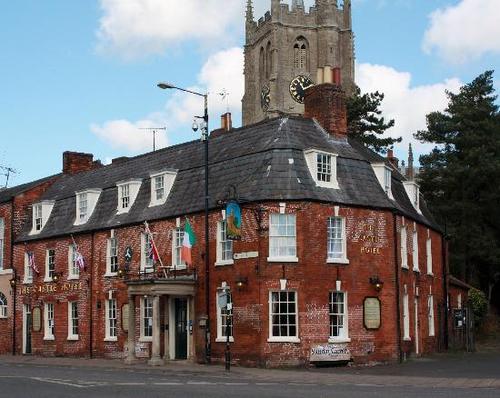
[0,352,499,398]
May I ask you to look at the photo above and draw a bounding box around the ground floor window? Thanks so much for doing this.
[44,303,55,340]
[141,297,153,340]
[269,291,298,342]
[0,292,7,318]
[216,291,233,341]
[428,295,435,337]
[105,299,118,340]
[329,291,349,341]
[403,291,410,340]
[68,302,79,340]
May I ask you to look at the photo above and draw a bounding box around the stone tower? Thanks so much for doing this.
[242,0,355,126]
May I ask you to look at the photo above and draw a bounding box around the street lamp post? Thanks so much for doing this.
[158,82,211,364]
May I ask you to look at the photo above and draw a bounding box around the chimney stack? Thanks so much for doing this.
[304,67,347,138]
[387,148,399,169]
[221,112,232,131]
[63,151,99,175]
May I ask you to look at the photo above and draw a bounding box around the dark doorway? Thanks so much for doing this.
[174,298,188,359]
[24,305,32,354]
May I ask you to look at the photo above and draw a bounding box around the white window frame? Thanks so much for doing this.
[403,290,410,341]
[149,171,177,207]
[34,204,43,232]
[426,232,433,275]
[44,303,55,341]
[327,217,349,264]
[105,231,119,277]
[304,149,339,189]
[401,225,408,269]
[428,295,435,337]
[140,233,154,273]
[44,249,55,282]
[74,189,101,226]
[24,252,33,284]
[30,201,55,235]
[68,244,79,280]
[403,181,421,213]
[171,228,186,270]
[216,290,234,342]
[268,290,300,343]
[140,297,153,342]
[0,218,4,271]
[216,220,234,266]
[0,292,7,318]
[67,301,79,340]
[116,180,142,214]
[329,291,350,343]
[105,299,118,342]
[412,225,419,272]
[371,163,394,199]
[268,213,298,263]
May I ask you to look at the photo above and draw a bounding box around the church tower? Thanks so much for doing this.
[242,0,355,126]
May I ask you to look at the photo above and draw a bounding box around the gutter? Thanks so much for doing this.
[89,232,95,358]
[442,237,449,350]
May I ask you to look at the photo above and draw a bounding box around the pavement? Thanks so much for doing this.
[0,350,499,397]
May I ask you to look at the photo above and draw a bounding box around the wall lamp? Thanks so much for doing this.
[9,277,17,288]
[369,276,384,292]
[235,276,248,289]
[52,272,63,283]
[118,267,128,278]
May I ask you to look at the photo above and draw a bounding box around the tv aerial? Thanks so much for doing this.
[0,165,18,188]
[139,127,166,151]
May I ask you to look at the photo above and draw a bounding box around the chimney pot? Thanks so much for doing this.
[63,151,97,175]
[220,112,232,131]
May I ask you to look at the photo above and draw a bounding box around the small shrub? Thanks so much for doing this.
[469,288,488,327]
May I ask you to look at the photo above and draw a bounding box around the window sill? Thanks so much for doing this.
[169,265,187,271]
[43,336,55,341]
[116,209,131,215]
[43,278,54,283]
[401,265,409,271]
[0,269,13,276]
[140,268,155,274]
[413,269,420,273]
[327,258,350,265]
[267,256,299,263]
[328,337,351,344]
[315,181,340,190]
[23,281,33,285]
[215,260,234,267]
[403,337,411,342]
[67,275,80,281]
[104,273,118,278]
[427,273,434,277]
[104,337,118,342]
[216,337,234,343]
[149,200,167,208]
[67,336,79,341]
[139,337,153,343]
[267,337,300,343]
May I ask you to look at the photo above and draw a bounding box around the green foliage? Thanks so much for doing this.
[346,85,401,154]
[469,288,489,327]
[416,71,500,293]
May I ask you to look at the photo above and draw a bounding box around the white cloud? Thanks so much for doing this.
[423,0,500,64]
[96,0,243,59]
[356,63,462,154]
[91,118,168,152]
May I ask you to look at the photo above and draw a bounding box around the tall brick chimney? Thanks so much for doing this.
[63,151,98,175]
[221,112,232,131]
[304,67,347,139]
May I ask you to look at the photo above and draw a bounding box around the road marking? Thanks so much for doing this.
[224,382,249,386]
[153,382,183,385]
[30,377,88,389]
[187,381,216,385]
[114,382,146,386]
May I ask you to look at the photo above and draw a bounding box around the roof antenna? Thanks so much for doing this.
[139,127,166,152]
[0,165,18,188]
[219,89,230,113]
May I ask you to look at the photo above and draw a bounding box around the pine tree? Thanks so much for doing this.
[416,71,500,297]
[346,85,401,153]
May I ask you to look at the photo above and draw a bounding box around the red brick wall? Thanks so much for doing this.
[10,201,446,366]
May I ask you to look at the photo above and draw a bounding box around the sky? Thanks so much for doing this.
[1,0,499,187]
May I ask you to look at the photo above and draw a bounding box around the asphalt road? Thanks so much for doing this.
[0,352,499,398]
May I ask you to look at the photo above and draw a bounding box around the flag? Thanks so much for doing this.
[181,219,196,266]
[28,252,39,274]
[74,248,85,270]
[144,221,162,266]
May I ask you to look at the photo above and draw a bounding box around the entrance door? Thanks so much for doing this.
[414,298,419,355]
[23,305,32,354]
[174,298,188,359]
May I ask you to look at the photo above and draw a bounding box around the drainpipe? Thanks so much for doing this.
[89,232,95,358]
[442,236,449,350]
[393,212,403,363]
[10,203,16,355]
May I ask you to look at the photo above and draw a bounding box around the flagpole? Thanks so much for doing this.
[144,221,166,276]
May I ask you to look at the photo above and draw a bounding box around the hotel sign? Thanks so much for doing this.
[20,282,84,296]
[310,344,351,362]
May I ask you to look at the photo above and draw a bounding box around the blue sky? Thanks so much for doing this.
[1,0,499,186]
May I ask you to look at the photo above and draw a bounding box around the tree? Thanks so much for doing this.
[416,71,500,299]
[346,85,401,153]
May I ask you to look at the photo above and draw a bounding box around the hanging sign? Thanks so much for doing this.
[225,201,242,241]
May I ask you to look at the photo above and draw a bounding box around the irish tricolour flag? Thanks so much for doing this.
[181,219,196,266]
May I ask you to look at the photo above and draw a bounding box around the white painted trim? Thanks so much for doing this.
[267,337,301,343]
[304,149,340,189]
[326,258,350,265]
[328,338,351,344]
[0,269,13,275]
[267,256,299,263]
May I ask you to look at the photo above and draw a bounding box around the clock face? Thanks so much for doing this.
[261,85,270,111]
[289,75,314,104]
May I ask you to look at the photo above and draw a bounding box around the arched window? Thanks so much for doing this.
[293,37,309,71]
[266,42,273,79]
[0,292,7,318]
[259,47,265,82]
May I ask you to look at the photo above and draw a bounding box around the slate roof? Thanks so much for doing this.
[17,116,441,242]
[0,174,60,204]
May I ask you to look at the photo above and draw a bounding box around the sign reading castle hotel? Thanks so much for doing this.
[0,0,446,368]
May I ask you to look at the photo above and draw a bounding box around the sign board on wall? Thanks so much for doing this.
[32,307,41,332]
[310,344,351,362]
[233,252,259,260]
[364,297,381,330]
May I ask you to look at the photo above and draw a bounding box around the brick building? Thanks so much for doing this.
[1,78,455,367]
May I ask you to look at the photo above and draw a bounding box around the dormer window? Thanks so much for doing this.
[30,201,55,235]
[116,180,142,214]
[304,149,339,189]
[149,170,177,207]
[403,181,421,213]
[372,163,393,199]
[75,189,101,225]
